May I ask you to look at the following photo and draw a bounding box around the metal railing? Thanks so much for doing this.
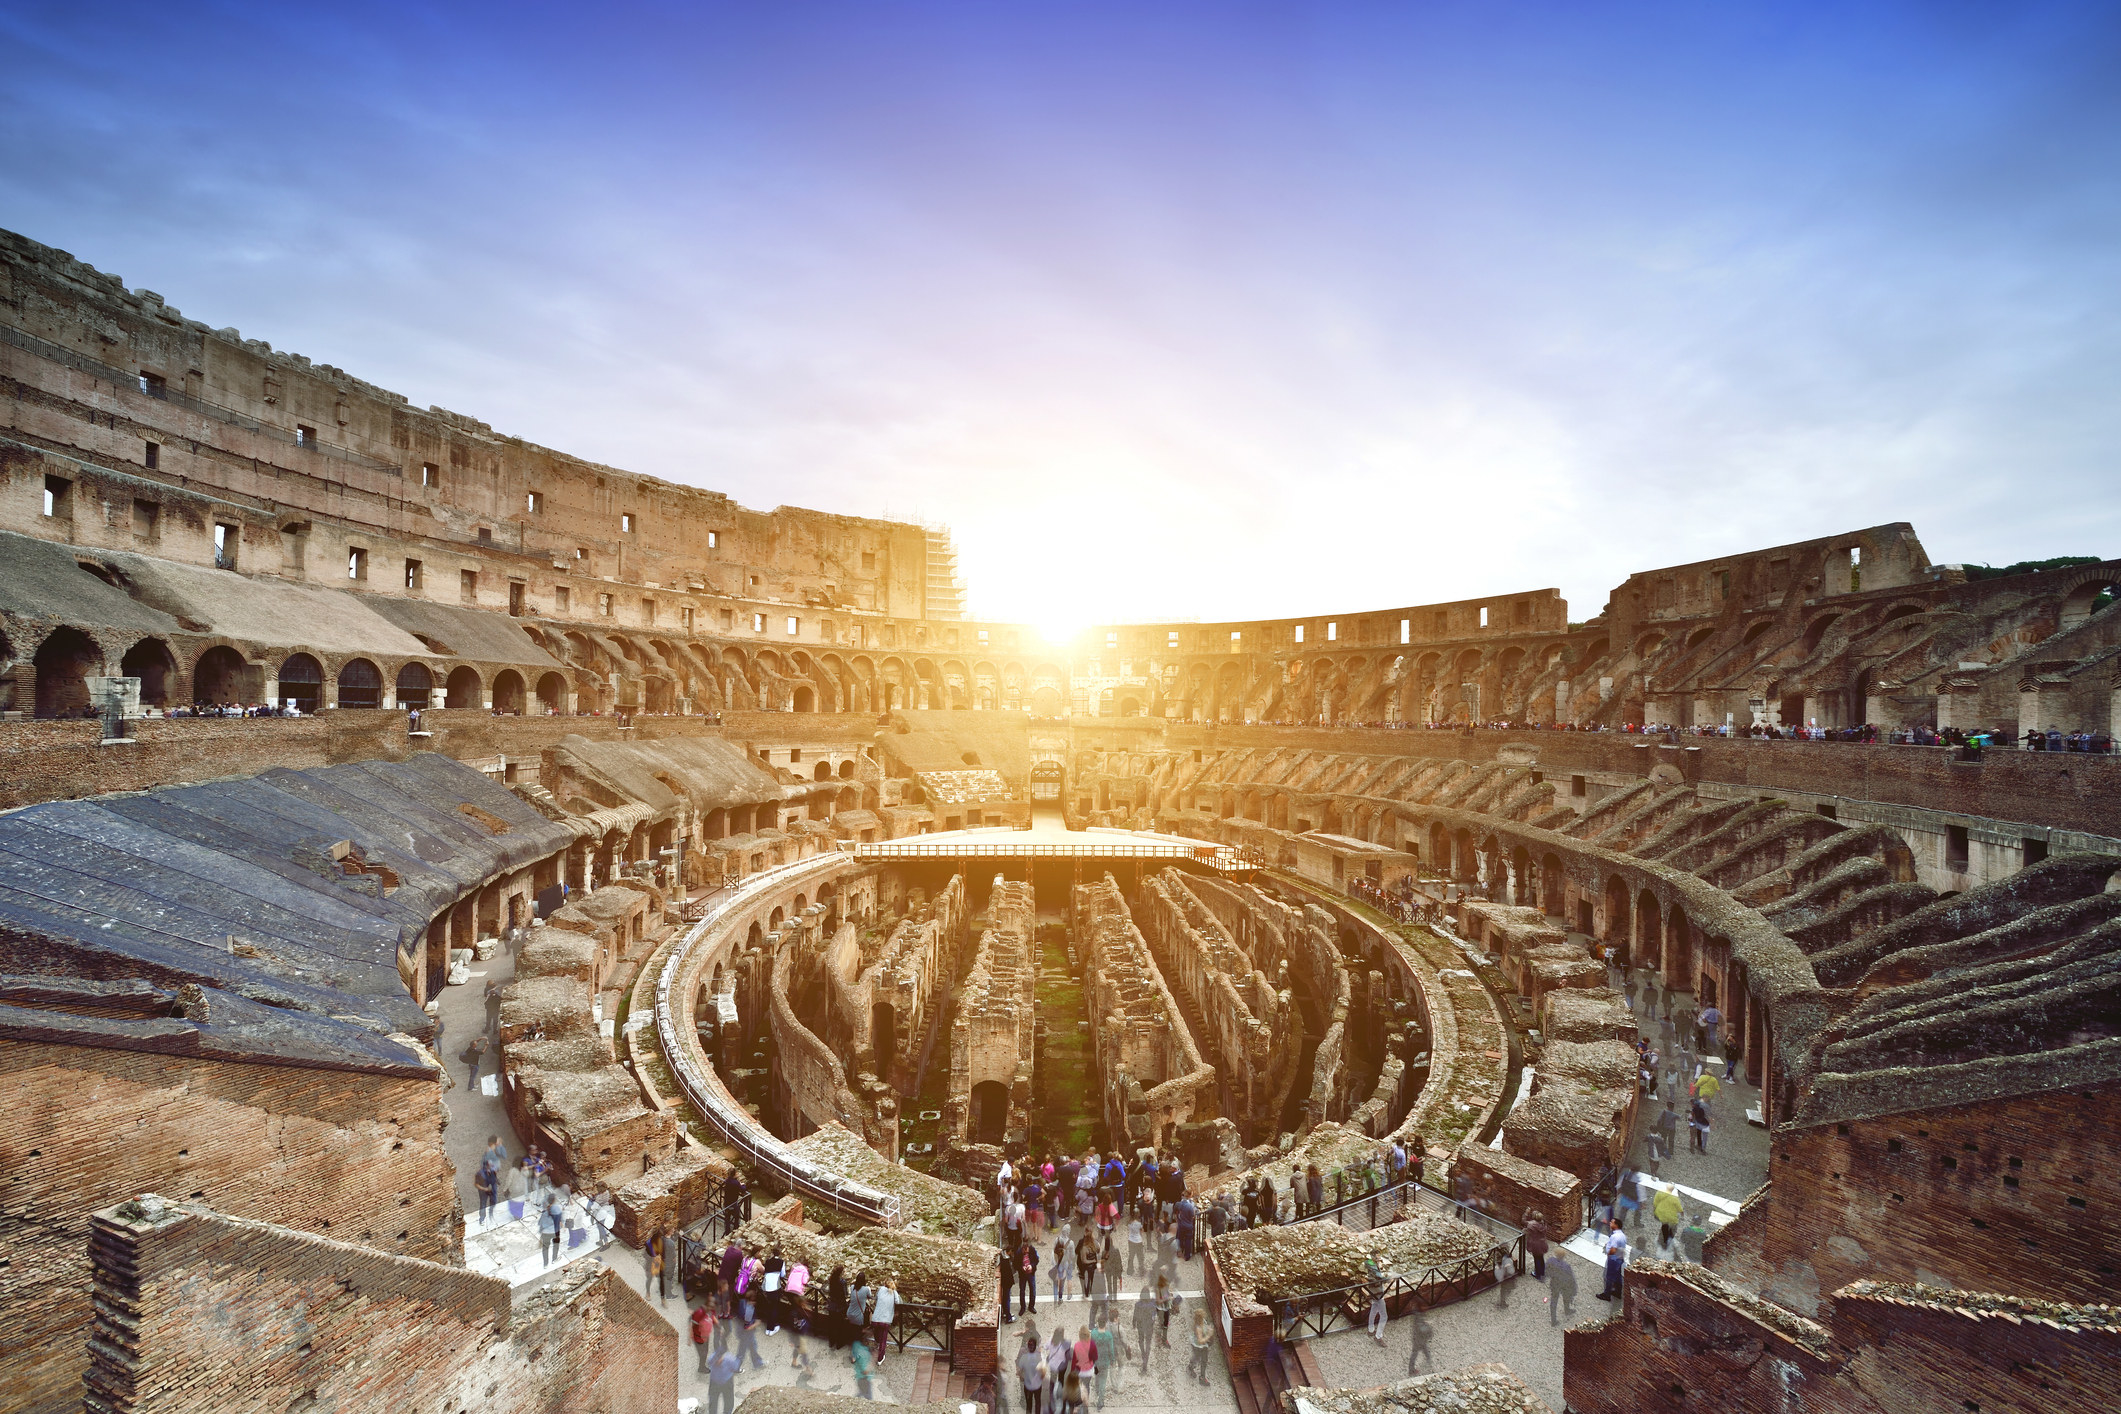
[1258,1177,1525,1337]
[653,853,904,1227]
[888,1300,961,1363]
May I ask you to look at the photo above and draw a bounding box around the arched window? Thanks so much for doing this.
[337,658,383,709]
[445,665,483,710]
[491,669,526,714]
[120,637,176,707]
[395,661,434,709]
[192,644,250,707]
[278,653,324,713]
[36,628,101,717]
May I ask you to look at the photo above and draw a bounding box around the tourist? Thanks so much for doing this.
[767,1246,793,1331]
[786,1286,812,1369]
[1091,1313,1128,1403]
[1131,1290,1157,1374]
[502,1158,528,1220]
[869,1272,899,1366]
[645,1226,666,1293]
[1597,1222,1629,1300]
[1304,1164,1323,1218]
[1689,1094,1713,1154]
[706,1345,740,1414]
[1072,1325,1099,1402]
[846,1270,872,1349]
[1125,1212,1145,1274]
[1046,1330,1071,1412]
[735,1285,765,1369]
[1700,1003,1723,1053]
[1524,1210,1550,1280]
[999,1245,1017,1323]
[534,1204,559,1263]
[1547,1252,1577,1325]
[1174,1194,1197,1260]
[852,1331,877,1401]
[1614,1168,1642,1231]
[1059,1370,1088,1414]
[1025,1172,1045,1244]
[592,1188,614,1246]
[690,1301,716,1373]
[1365,1259,1388,1343]
[473,1159,497,1224]
[1187,1309,1215,1383]
[1051,1237,1074,1305]
[1018,1240,1040,1314]
[1650,1102,1679,1165]
[1017,1332,1047,1414]
[1075,1230,1101,1307]
[1153,1274,1179,1346]
[1406,1309,1433,1373]
[719,1239,744,1315]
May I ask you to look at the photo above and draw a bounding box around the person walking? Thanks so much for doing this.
[1524,1211,1550,1280]
[540,1197,564,1267]
[1406,1309,1434,1374]
[1365,1265,1388,1343]
[1700,1004,1723,1053]
[1186,1309,1215,1384]
[502,1158,528,1221]
[1052,1238,1074,1307]
[473,1159,498,1225]
[705,1346,740,1414]
[1072,1326,1099,1407]
[1131,1290,1157,1375]
[1016,1333,1047,1414]
[690,1302,716,1374]
[999,1245,1017,1324]
[1689,1095,1712,1154]
[851,1331,878,1401]
[735,1289,765,1370]
[1075,1232,1101,1313]
[1548,1252,1577,1325]
[1152,1274,1178,1347]
[1091,1314,1128,1404]
[1125,1214,1145,1275]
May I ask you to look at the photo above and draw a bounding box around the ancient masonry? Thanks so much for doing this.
[1,227,2119,1411]
[944,875,1038,1149]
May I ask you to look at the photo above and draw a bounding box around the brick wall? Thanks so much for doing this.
[83,1197,675,1413]
[0,1040,455,1414]
[1739,1083,2121,1313]
[1564,1260,2121,1414]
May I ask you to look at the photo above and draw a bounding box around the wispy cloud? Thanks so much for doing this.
[4,1,2116,623]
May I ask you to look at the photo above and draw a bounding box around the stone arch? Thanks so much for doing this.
[1803,613,1843,655]
[2059,572,2118,630]
[120,637,176,708]
[491,668,526,714]
[1635,889,1664,973]
[336,657,383,709]
[1540,852,1565,917]
[35,627,103,717]
[1603,874,1632,958]
[969,1080,1007,1144]
[445,665,483,710]
[395,661,434,709]
[535,671,566,713]
[191,642,251,707]
[278,652,325,713]
[1666,900,1695,994]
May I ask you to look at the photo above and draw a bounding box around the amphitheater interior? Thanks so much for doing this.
[1,227,2118,1413]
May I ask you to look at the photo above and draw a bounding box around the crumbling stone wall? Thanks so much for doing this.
[1134,868,1294,1143]
[82,1196,674,1414]
[1074,873,1217,1149]
[945,874,1038,1149]
[1563,1261,2121,1414]
[859,874,968,1092]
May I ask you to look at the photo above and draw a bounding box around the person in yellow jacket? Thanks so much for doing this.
[1651,1186,1684,1233]
[1690,1070,1721,1107]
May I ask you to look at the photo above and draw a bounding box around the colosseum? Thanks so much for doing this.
[0,226,2116,1414]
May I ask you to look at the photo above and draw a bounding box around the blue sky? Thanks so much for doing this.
[3,2,2117,627]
